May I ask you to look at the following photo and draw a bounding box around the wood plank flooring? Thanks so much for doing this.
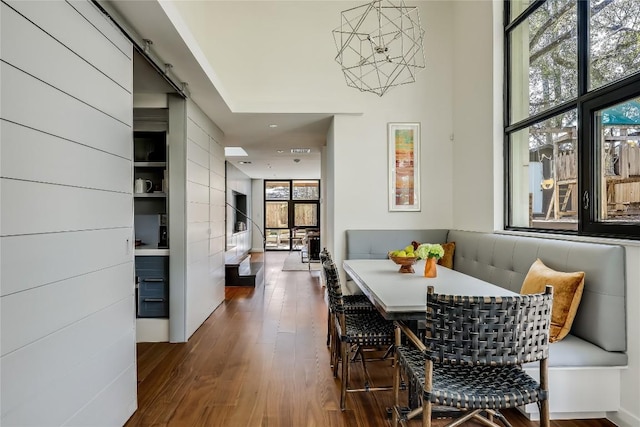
[125,252,615,427]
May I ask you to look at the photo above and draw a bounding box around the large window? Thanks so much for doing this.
[505,0,640,239]
[264,180,320,250]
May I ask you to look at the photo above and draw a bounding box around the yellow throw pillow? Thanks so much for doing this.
[520,258,585,343]
[437,242,456,269]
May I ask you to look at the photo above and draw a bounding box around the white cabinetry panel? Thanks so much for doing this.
[2,332,136,426]
[1,180,132,236]
[187,239,209,266]
[210,169,225,191]
[1,228,131,296]
[186,221,209,244]
[187,159,209,187]
[1,299,134,421]
[1,121,132,193]
[3,0,132,88]
[0,2,135,423]
[210,203,225,221]
[185,259,211,334]
[211,187,225,206]
[210,153,225,174]
[1,63,131,159]
[187,202,209,223]
[187,139,209,169]
[209,235,225,255]
[184,100,225,340]
[63,364,137,427]
[187,117,209,151]
[1,262,133,355]
[210,220,225,238]
[187,180,209,205]
[66,0,132,57]
[1,3,132,125]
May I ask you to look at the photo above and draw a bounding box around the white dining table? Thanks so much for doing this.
[342,258,518,320]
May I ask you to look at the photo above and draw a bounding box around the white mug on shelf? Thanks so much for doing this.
[134,178,153,194]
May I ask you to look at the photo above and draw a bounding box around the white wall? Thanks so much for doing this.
[1,0,136,425]
[251,179,265,251]
[322,121,334,255]
[185,100,226,339]
[329,2,455,292]
[451,0,500,232]
[610,245,640,427]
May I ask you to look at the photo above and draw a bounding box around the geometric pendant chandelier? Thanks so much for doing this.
[332,0,426,97]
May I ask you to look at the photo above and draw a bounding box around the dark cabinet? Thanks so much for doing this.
[135,256,169,318]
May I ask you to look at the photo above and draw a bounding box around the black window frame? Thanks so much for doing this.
[504,0,640,240]
[264,179,321,251]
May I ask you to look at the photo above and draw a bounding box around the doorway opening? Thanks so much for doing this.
[264,180,320,251]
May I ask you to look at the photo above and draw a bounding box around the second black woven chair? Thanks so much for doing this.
[320,249,376,350]
[392,285,553,427]
[324,260,395,411]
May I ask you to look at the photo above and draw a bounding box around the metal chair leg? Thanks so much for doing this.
[340,340,349,411]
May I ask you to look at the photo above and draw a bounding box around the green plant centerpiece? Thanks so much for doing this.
[415,243,444,260]
[415,243,444,277]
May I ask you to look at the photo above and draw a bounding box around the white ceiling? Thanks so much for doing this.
[104,0,334,179]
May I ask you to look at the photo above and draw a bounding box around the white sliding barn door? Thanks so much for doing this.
[0,1,136,425]
[185,100,226,339]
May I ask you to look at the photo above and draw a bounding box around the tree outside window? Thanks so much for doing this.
[506,0,640,238]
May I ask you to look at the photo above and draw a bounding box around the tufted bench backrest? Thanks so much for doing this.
[448,230,626,353]
[345,229,450,260]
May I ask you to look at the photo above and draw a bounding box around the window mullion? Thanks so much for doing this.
[577,0,589,233]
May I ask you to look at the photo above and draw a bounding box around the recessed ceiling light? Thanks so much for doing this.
[238,161,252,165]
[291,148,311,154]
[276,150,285,153]
[225,146,248,156]
[268,124,278,128]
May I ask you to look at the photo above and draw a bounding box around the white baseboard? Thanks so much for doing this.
[518,408,605,421]
[521,366,622,421]
[608,407,640,427]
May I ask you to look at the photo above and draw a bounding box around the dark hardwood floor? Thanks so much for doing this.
[126,252,615,427]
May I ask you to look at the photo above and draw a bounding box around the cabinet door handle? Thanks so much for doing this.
[143,298,165,302]
[142,278,164,282]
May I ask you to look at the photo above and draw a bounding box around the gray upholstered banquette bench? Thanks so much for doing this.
[345,229,627,420]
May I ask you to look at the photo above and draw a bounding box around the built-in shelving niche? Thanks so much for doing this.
[132,46,177,343]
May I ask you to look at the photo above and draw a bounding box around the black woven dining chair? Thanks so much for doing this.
[323,260,395,411]
[392,285,553,427]
[320,251,376,350]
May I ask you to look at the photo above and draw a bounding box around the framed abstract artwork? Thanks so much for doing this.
[388,122,420,211]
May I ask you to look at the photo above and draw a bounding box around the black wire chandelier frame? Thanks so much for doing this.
[332,0,426,97]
